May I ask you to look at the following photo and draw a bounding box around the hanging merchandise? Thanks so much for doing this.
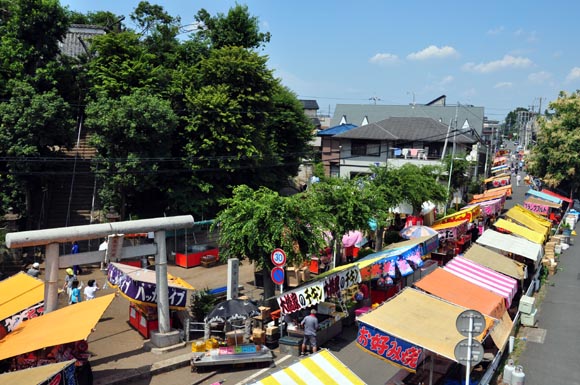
[404,247,424,268]
[385,260,396,278]
[396,258,414,277]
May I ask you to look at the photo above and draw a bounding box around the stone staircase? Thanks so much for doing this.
[43,131,99,229]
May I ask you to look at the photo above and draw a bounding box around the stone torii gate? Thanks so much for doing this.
[5,215,194,348]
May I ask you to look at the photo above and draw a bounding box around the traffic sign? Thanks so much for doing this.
[456,309,485,337]
[454,338,484,366]
[271,248,287,267]
[271,267,285,285]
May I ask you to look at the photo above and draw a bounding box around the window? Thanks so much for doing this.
[351,140,380,157]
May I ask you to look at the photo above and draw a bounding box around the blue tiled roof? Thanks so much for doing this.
[317,123,357,136]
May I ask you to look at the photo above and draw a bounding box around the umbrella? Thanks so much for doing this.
[204,298,260,324]
[342,230,363,247]
[399,225,438,240]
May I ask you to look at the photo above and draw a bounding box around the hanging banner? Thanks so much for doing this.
[1,301,44,337]
[322,265,361,298]
[357,321,424,372]
[107,263,190,308]
[434,205,481,225]
[277,282,324,314]
[432,220,468,241]
[524,200,550,216]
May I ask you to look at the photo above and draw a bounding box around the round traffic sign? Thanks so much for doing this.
[456,309,485,337]
[271,248,287,267]
[454,338,484,366]
[271,266,285,285]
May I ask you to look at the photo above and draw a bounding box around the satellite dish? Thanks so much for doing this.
[466,155,473,162]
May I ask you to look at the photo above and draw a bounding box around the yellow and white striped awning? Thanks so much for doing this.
[251,349,366,385]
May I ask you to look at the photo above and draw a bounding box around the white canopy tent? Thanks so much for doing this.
[476,229,543,264]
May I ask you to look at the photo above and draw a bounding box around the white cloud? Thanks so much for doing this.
[566,67,580,82]
[439,75,454,85]
[514,28,524,36]
[369,53,399,65]
[407,45,459,60]
[528,71,552,83]
[487,26,504,35]
[494,82,513,89]
[462,55,533,73]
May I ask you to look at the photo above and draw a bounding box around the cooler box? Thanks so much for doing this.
[518,295,536,314]
[520,308,538,327]
[279,336,302,357]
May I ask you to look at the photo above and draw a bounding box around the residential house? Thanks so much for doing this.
[320,117,476,179]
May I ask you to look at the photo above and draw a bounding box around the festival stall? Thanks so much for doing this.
[443,256,518,308]
[476,229,543,266]
[463,244,526,281]
[541,188,572,209]
[463,198,503,219]
[434,205,482,226]
[107,262,194,338]
[357,288,496,384]
[0,359,77,385]
[277,265,361,348]
[431,219,470,255]
[0,272,44,339]
[470,189,507,204]
[478,185,513,198]
[493,218,545,245]
[484,174,511,189]
[413,268,512,349]
[250,349,367,385]
[525,188,563,205]
[505,205,552,238]
[524,196,562,222]
[0,294,115,376]
[491,164,510,175]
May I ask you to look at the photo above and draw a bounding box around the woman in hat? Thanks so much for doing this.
[26,262,41,278]
[63,268,78,296]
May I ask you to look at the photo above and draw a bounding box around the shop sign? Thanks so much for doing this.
[423,235,439,254]
[524,201,549,216]
[1,301,44,336]
[357,321,423,372]
[322,265,361,298]
[107,264,188,308]
[39,362,77,385]
[277,282,324,314]
[436,205,481,225]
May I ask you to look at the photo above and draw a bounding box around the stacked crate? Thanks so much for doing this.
[519,295,537,326]
[542,238,558,275]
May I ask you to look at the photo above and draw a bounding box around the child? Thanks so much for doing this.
[69,280,82,304]
[83,279,99,300]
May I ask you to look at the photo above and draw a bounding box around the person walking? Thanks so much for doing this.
[63,268,77,296]
[69,280,82,304]
[516,173,522,187]
[83,279,99,300]
[26,262,41,278]
[300,309,319,356]
[71,241,82,275]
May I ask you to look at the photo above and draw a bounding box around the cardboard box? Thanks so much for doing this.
[286,267,302,287]
[518,295,536,314]
[258,306,271,319]
[265,326,279,336]
[252,328,265,339]
[252,335,266,345]
[299,266,310,282]
[225,330,244,346]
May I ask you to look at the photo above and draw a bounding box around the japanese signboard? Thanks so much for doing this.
[0,301,44,338]
[357,321,424,372]
[107,263,189,308]
[435,205,481,225]
[524,200,549,216]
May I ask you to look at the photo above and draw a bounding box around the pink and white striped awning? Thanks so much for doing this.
[444,256,518,307]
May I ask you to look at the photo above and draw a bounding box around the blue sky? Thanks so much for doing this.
[60,1,580,121]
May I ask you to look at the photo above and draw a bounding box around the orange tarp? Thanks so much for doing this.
[414,268,506,319]
[471,190,507,203]
[0,294,115,361]
[0,272,44,323]
[483,185,512,197]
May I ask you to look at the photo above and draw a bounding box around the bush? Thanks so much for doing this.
[190,288,216,321]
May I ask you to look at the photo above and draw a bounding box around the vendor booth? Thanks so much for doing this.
[357,288,496,384]
[250,349,366,385]
[505,205,552,237]
[463,198,503,219]
[463,244,526,281]
[0,359,77,385]
[434,205,481,226]
[493,218,545,245]
[484,174,511,189]
[541,188,572,208]
[476,229,543,265]
[107,262,194,338]
[525,189,563,205]
[413,268,512,349]
[0,272,44,338]
[479,185,513,198]
[524,196,562,221]
[0,294,115,380]
[443,256,518,307]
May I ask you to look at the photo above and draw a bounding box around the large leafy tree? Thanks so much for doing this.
[213,185,330,298]
[85,89,178,218]
[527,91,580,197]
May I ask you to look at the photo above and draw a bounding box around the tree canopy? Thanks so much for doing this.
[527,91,580,197]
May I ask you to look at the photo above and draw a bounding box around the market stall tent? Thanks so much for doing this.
[505,205,551,236]
[463,244,526,280]
[476,229,543,263]
[444,256,518,307]
[493,218,545,244]
[0,272,44,336]
[525,189,563,205]
[524,196,562,216]
[540,189,572,204]
[413,268,512,349]
[356,288,495,372]
[250,349,366,385]
[0,294,115,361]
[0,359,76,385]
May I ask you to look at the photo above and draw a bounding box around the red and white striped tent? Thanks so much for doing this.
[443,256,518,307]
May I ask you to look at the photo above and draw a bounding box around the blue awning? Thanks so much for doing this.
[525,189,562,205]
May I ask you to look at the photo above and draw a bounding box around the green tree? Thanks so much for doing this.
[85,89,178,218]
[527,91,580,197]
[213,185,330,299]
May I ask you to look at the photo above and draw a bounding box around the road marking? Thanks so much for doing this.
[233,354,293,385]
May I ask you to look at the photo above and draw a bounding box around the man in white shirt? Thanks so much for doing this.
[84,279,99,300]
